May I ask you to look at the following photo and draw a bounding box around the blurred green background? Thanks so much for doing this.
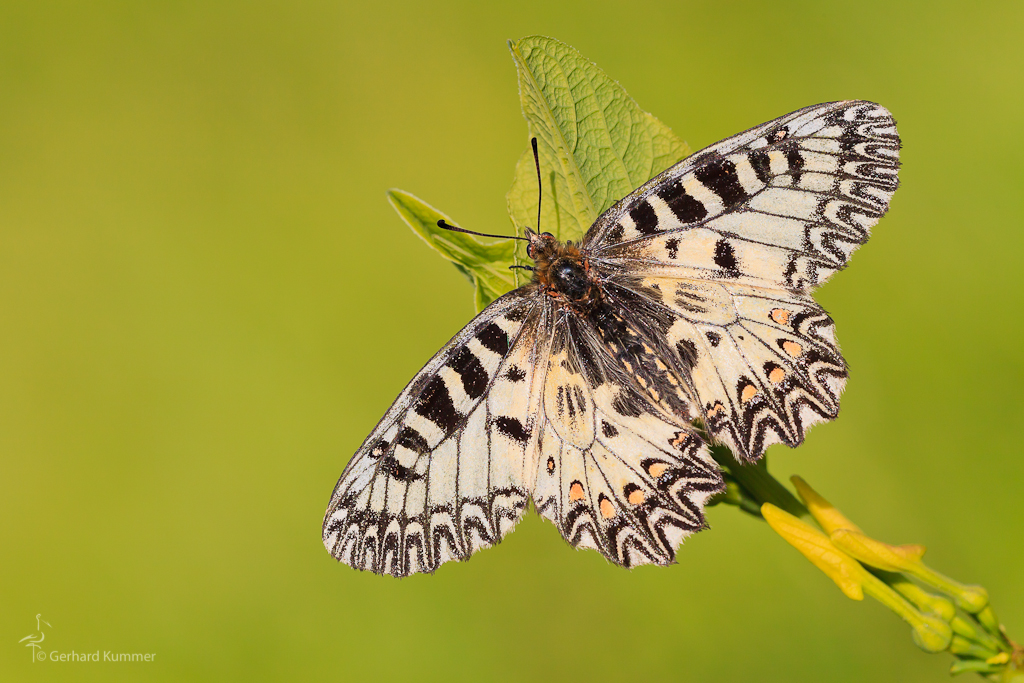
[2,1,1021,681]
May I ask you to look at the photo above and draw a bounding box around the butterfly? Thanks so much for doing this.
[323,100,900,577]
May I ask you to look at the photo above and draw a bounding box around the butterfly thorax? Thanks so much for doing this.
[526,228,599,309]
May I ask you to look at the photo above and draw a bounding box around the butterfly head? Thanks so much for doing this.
[524,228,598,306]
[524,227,556,260]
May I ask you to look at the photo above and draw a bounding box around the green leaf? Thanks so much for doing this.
[388,36,692,305]
[386,189,516,311]
[505,35,691,254]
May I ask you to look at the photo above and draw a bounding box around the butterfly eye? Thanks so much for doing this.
[541,232,554,239]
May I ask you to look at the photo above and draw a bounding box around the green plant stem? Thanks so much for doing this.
[709,446,808,519]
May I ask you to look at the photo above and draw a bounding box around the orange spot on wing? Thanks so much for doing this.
[569,482,585,501]
[769,367,786,383]
[648,462,669,478]
[782,341,803,357]
[599,498,616,519]
[627,489,645,505]
[770,308,791,325]
[741,384,758,402]
[670,431,690,447]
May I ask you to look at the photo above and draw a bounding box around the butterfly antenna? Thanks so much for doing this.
[436,220,528,242]
[531,137,542,232]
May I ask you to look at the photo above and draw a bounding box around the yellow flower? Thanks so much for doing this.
[762,502,953,653]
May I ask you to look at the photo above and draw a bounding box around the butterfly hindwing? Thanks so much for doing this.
[323,290,547,577]
[603,274,846,460]
[588,100,900,293]
[531,313,723,567]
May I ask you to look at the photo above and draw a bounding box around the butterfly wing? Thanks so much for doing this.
[586,100,900,291]
[323,288,549,577]
[583,101,900,460]
[531,310,723,567]
[599,273,845,460]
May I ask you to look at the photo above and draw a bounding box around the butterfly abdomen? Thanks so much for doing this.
[586,295,696,422]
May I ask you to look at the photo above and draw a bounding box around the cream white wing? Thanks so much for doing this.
[323,289,548,577]
[531,312,723,567]
[599,273,846,461]
[587,100,900,292]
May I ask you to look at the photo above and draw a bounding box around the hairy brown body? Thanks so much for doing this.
[525,228,600,312]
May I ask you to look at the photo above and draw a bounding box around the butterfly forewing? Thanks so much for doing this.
[587,100,900,293]
[323,289,547,577]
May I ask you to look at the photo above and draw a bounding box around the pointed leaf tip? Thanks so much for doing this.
[387,189,517,311]
[506,35,690,252]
